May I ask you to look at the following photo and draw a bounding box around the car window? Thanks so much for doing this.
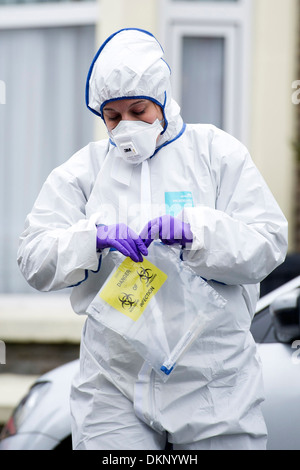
[250,307,277,344]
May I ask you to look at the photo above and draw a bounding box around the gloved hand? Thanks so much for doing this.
[96,223,148,262]
[140,215,193,248]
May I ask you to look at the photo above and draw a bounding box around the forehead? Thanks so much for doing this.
[103,99,150,112]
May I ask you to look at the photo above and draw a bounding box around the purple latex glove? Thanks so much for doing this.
[96,223,148,262]
[140,215,193,248]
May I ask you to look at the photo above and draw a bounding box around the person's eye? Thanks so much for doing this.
[103,110,120,121]
[132,108,146,116]
[106,115,119,122]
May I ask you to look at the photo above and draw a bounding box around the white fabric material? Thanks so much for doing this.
[17,29,288,450]
[109,119,163,163]
[140,160,152,228]
[70,350,267,450]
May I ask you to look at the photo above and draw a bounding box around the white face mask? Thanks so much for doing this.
[109,119,164,164]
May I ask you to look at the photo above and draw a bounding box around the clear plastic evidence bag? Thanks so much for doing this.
[87,242,226,382]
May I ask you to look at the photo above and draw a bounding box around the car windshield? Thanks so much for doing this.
[250,307,277,344]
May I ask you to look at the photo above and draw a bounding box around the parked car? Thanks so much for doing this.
[1,276,300,450]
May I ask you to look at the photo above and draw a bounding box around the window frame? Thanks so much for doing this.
[170,23,236,135]
[159,0,253,145]
[0,1,98,29]
[0,1,98,294]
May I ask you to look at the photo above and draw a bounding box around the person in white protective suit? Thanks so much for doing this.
[17,28,288,450]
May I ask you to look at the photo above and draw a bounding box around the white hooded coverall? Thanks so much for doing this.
[17,29,288,450]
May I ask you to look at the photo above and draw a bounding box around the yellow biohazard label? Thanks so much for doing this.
[99,257,168,322]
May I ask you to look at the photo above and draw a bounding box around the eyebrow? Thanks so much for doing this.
[129,100,147,108]
[103,100,147,112]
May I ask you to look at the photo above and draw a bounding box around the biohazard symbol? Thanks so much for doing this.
[137,267,153,285]
[118,293,137,310]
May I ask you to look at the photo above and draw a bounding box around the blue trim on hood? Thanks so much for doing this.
[85,28,167,118]
[151,121,186,158]
[100,92,169,139]
[100,95,166,122]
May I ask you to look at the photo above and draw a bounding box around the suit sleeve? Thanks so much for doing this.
[181,129,288,285]
[17,148,103,292]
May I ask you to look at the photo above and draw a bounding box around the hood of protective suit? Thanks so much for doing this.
[86,28,184,147]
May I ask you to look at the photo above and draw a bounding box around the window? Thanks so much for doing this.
[181,36,225,128]
[172,0,239,2]
[0,0,93,3]
[160,0,252,143]
[0,2,97,293]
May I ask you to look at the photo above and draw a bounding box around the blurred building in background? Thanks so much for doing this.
[0,0,299,295]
